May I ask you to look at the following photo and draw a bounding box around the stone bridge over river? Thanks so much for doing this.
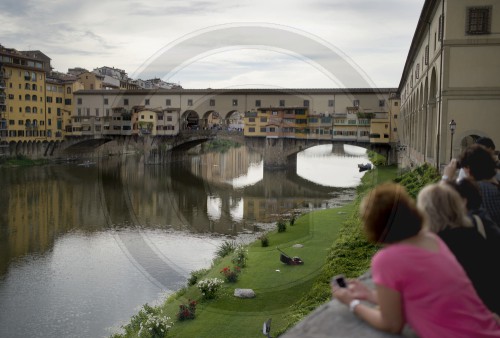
[51,129,396,169]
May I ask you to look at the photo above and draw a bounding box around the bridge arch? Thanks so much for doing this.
[200,110,220,130]
[181,110,200,130]
[225,110,244,130]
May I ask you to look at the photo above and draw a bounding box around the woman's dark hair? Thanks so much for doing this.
[460,144,497,180]
[360,183,424,244]
[447,178,482,211]
[476,137,495,150]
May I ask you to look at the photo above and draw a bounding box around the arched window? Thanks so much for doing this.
[25,106,31,113]
[32,107,38,113]
[25,94,31,101]
[32,95,37,101]
[32,119,38,127]
[32,84,37,91]
[25,119,31,127]
[66,87,72,94]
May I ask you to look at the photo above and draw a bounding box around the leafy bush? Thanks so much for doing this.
[367,150,386,166]
[220,266,241,283]
[177,299,197,321]
[117,303,172,338]
[197,278,224,300]
[393,163,440,198]
[277,219,287,233]
[259,234,269,247]
[231,245,248,268]
[215,240,236,258]
[187,268,208,286]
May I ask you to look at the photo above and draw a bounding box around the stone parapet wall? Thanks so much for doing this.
[281,272,418,338]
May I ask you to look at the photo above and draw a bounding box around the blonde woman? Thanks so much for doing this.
[417,183,500,315]
[333,183,500,338]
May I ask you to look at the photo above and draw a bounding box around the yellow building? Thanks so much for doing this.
[0,46,46,144]
[244,107,309,138]
[77,71,104,90]
[46,74,83,141]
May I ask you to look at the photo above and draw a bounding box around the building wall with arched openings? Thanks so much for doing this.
[398,0,500,169]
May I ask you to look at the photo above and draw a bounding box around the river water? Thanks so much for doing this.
[0,144,368,338]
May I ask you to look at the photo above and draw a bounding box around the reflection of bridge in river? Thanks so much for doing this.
[0,147,357,279]
[117,152,355,235]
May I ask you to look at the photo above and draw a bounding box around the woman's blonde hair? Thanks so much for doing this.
[417,183,472,233]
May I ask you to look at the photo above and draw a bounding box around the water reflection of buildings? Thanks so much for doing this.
[0,145,357,276]
[0,166,107,275]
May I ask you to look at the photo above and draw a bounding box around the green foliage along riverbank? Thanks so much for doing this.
[111,163,440,338]
[0,155,49,167]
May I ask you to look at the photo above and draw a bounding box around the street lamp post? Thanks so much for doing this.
[449,119,456,161]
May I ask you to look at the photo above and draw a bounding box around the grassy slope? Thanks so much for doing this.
[162,202,355,337]
[114,164,439,337]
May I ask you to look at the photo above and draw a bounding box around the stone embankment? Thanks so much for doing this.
[282,272,418,338]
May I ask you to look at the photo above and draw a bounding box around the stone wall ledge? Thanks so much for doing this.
[281,272,418,338]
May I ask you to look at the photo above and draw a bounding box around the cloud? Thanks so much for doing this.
[130,0,223,16]
[0,0,33,16]
[0,0,424,88]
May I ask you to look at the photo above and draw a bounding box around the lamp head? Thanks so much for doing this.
[449,119,456,133]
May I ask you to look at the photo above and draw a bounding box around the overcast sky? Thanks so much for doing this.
[0,0,424,89]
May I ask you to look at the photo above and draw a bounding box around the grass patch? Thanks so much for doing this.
[0,154,49,167]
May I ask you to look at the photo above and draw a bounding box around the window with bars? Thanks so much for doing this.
[466,7,491,35]
[438,14,444,41]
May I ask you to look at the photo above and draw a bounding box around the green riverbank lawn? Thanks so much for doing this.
[162,205,352,337]
[114,165,407,338]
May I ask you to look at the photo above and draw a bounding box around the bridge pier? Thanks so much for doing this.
[263,138,297,170]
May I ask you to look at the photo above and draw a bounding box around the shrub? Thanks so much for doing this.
[259,234,269,247]
[197,278,224,300]
[215,240,237,258]
[220,266,241,283]
[120,303,172,338]
[289,214,296,226]
[187,268,208,286]
[277,219,287,233]
[231,245,248,268]
[177,299,197,321]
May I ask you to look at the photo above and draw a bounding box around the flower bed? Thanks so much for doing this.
[197,277,224,300]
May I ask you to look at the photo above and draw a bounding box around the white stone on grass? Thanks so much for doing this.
[234,288,256,298]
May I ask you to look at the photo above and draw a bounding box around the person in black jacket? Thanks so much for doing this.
[417,183,500,315]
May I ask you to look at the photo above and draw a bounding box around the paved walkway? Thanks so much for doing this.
[281,272,419,338]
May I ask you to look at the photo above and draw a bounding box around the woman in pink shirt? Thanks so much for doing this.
[332,183,500,337]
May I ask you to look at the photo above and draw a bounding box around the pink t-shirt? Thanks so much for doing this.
[372,234,500,338]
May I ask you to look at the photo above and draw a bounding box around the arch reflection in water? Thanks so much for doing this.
[297,144,369,187]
